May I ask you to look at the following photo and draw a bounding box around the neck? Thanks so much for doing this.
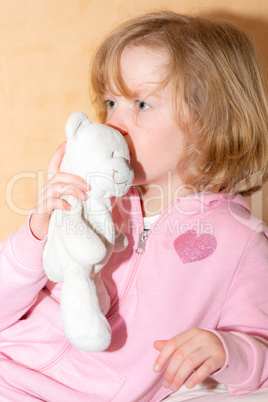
[138,175,192,217]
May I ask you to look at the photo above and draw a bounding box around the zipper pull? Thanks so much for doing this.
[135,230,148,254]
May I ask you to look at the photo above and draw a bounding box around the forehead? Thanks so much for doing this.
[108,45,169,96]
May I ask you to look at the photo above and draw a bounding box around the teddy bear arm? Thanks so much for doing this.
[58,195,107,265]
[62,219,107,266]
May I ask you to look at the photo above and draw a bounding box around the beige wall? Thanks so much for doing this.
[1,0,268,240]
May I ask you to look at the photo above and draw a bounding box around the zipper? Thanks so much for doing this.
[106,230,149,320]
[135,230,148,254]
[106,187,152,320]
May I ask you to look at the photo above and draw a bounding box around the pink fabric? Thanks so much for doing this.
[0,188,268,401]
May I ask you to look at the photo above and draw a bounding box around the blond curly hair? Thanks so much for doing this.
[90,11,268,196]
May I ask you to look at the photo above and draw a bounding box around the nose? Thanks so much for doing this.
[106,110,129,136]
[107,123,128,136]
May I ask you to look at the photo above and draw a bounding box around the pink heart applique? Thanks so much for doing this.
[174,230,217,264]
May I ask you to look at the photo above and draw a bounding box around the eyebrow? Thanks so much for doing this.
[133,85,165,100]
[104,81,165,100]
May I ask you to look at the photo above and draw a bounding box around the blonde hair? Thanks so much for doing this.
[90,11,268,196]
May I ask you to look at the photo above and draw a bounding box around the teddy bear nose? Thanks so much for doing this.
[123,157,131,167]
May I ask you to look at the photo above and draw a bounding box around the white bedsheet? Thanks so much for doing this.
[164,378,268,401]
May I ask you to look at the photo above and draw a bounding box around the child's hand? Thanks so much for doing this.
[153,328,226,392]
[30,143,90,240]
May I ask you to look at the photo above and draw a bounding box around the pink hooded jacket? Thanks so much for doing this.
[0,187,268,401]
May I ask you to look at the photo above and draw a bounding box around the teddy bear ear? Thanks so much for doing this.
[65,111,91,139]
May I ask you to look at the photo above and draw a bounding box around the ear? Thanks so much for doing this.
[65,111,91,139]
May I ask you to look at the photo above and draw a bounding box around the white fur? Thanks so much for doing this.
[43,112,133,352]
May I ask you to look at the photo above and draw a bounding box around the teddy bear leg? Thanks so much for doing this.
[60,268,111,352]
[94,272,110,316]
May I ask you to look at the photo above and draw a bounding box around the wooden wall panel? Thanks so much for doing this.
[1,0,268,239]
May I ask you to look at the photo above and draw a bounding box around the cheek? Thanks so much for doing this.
[166,123,184,150]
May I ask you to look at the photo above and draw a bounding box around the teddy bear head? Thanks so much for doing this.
[61,111,134,198]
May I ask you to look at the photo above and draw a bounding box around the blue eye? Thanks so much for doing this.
[106,100,117,110]
[137,101,150,111]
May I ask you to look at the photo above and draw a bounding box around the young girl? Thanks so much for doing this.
[1,10,268,402]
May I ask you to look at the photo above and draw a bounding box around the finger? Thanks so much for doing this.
[186,357,219,389]
[153,341,168,372]
[48,172,90,191]
[49,182,89,200]
[39,183,89,205]
[48,198,72,214]
[166,347,206,391]
[35,197,71,216]
[165,333,226,391]
[186,342,226,389]
[154,329,198,372]
[154,340,167,352]
[154,339,184,374]
[47,142,67,180]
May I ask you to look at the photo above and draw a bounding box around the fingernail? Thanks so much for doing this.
[163,380,170,388]
[83,183,91,190]
[82,193,88,200]
[47,172,55,181]
[170,383,178,391]
[153,363,160,372]
[186,380,194,389]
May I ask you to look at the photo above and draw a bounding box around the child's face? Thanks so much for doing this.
[105,45,184,190]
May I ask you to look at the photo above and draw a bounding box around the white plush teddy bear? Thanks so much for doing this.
[43,111,133,352]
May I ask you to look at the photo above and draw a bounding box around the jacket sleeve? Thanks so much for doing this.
[210,225,268,395]
[0,216,48,330]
